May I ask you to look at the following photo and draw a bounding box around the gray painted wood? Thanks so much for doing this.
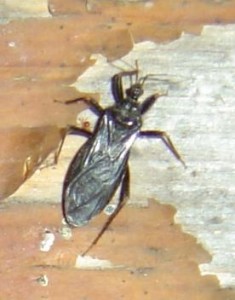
[73,26,235,288]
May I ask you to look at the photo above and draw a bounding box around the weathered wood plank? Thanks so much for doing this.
[9,24,235,288]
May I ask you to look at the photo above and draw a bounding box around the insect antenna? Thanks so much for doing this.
[110,59,137,72]
[138,73,159,86]
[133,60,139,83]
[110,59,140,85]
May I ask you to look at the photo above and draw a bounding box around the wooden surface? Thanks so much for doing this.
[1,201,235,300]
[0,0,235,297]
[9,24,235,289]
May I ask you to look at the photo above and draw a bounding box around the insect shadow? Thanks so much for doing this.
[57,64,185,256]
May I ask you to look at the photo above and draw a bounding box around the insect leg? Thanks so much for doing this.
[53,96,98,162]
[53,98,98,162]
[140,130,186,167]
[140,93,161,114]
[112,70,139,103]
[53,125,92,167]
[81,164,130,256]
[67,125,92,138]
[54,97,104,116]
[53,128,67,164]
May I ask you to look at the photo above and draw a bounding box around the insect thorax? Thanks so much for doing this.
[109,100,142,130]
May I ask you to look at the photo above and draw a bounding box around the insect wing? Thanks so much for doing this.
[63,113,132,227]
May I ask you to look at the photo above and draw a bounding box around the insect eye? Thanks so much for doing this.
[126,84,143,100]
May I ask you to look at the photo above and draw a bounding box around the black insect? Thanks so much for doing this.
[61,67,185,255]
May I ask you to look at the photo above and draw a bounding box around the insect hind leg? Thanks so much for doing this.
[81,164,130,256]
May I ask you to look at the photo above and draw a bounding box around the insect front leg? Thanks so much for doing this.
[55,97,104,117]
[112,70,139,103]
[82,164,130,256]
[140,130,186,167]
[140,93,161,115]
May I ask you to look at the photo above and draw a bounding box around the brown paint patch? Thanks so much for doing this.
[0,200,234,299]
[0,126,65,200]
[49,0,235,41]
[0,17,132,128]
[0,10,132,198]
